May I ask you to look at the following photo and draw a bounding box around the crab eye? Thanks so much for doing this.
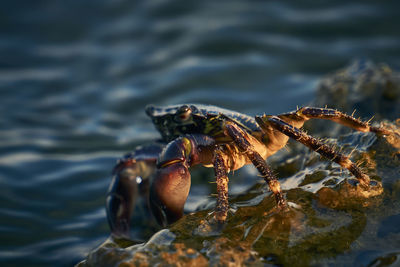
[175,105,192,122]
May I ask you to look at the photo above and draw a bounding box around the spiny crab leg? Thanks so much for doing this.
[224,122,287,208]
[213,149,229,222]
[257,116,372,188]
[282,107,390,135]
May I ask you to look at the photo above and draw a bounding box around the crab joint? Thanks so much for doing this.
[157,136,194,168]
[268,180,282,195]
[181,137,192,156]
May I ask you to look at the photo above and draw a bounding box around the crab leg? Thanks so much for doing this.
[258,116,371,187]
[224,122,287,208]
[106,144,163,238]
[280,107,389,135]
[214,149,229,222]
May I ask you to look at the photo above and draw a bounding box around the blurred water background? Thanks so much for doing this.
[1,0,400,266]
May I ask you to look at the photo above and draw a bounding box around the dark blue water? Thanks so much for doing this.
[1,1,400,266]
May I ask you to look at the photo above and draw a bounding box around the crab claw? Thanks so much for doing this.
[150,161,191,227]
[106,165,138,239]
[148,135,206,227]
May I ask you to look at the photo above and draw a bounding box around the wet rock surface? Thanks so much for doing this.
[78,61,400,267]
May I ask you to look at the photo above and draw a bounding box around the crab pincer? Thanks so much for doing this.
[106,145,163,238]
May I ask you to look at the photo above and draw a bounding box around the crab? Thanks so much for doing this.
[106,104,389,238]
